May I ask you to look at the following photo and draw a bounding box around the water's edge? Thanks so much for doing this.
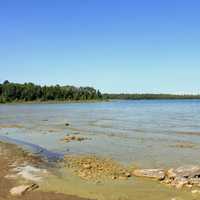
[0,135,63,161]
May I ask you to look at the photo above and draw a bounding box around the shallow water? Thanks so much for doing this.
[1,100,200,168]
[41,167,196,200]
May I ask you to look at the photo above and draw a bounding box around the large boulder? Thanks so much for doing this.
[132,169,165,180]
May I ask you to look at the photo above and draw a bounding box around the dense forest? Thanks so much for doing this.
[103,93,200,100]
[1,81,200,103]
[0,81,102,103]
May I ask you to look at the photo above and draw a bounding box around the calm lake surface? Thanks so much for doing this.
[1,100,200,168]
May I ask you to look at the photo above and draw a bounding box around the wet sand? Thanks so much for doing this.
[0,141,92,200]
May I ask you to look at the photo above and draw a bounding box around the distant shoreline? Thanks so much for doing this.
[103,93,200,100]
[1,81,200,104]
[0,99,109,105]
[1,98,200,105]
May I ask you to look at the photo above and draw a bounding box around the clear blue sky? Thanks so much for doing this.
[0,0,200,93]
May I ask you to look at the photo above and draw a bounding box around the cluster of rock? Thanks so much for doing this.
[64,154,200,190]
[64,155,131,181]
[61,135,87,143]
[133,165,200,189]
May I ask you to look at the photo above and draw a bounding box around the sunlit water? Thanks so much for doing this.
[1,100,200,168]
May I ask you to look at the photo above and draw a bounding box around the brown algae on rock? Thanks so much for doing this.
[61,135,87,143]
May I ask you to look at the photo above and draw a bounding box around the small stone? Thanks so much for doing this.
[79,172,87,179]
[65,123,70,126]
[111,176,117,180]
[76,136,85,141]
[83,164,92,169]
[125,172,131,177]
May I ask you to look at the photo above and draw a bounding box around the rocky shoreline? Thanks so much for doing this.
[63,154,200,194]
[133,166,200,191]
[1,140,200,200]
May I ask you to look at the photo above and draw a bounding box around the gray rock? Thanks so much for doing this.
[168,165,200,179]
[132,169,165,180]
[165,165,200,189]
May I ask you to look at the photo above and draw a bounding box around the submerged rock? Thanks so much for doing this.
[61,135,87,143]
[64,155,127,181]
[132,169,165,180]
[10,184,39,196]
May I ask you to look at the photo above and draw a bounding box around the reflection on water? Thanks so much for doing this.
[0,100,200,168]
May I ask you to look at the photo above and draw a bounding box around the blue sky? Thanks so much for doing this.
[0,0,200,93]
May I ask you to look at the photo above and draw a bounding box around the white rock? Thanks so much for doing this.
[10,184,38,196]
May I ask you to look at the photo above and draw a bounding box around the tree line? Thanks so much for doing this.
[103,93,200,100]
[0,81,102,103]
[1,81,200,103]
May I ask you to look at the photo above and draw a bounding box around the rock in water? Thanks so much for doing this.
[168,165,200,179]
[132,169,165,180]
[61,135,86,143]
[10,184,39,196]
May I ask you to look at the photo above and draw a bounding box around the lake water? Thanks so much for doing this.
[1,100,200,168]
